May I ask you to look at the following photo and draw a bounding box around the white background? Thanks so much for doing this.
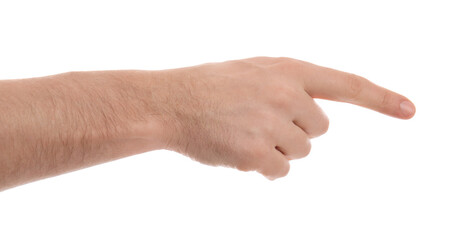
[0,0,471,239]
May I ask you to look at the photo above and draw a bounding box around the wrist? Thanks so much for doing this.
[79,69,176,153]
[135,69,180,151]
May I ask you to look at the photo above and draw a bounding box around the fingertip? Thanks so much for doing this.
[399,100,416,119]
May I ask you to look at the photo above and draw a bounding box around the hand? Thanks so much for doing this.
[157,57,415,180]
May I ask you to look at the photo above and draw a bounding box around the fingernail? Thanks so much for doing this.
[400,101,415,117]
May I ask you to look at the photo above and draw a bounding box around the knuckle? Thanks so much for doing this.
[292,138,312,159]
[345,73,365,101]
[290,138,311,159]
[251,56,275,62]
[276,57,295,63]
[229,59,260,70]
[308,116,330,138]
[261,120,278,137]
[246,139,271,159]
[240,59,257,68]
[270,83,297,109]
[271,57,300,72]
[319,117,330,135]
[256,111,279,136]
[260,160,290,179]
[380,90,392,109]
[301,140,312,158]
[253,146,270,160]
[279,162,290,177]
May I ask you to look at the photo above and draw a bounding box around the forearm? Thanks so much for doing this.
[0,70,171,191]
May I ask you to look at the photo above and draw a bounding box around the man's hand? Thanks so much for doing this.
[0,56,415,190]
[156,57,415,180]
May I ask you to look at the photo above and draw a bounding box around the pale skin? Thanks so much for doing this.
[0,57,415,191]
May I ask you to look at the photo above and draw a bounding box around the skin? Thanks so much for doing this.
[0,57,415,191]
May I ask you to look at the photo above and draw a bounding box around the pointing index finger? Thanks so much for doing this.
[299,62,415,119]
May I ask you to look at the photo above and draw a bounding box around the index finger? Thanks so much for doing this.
[296,61,416,119]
